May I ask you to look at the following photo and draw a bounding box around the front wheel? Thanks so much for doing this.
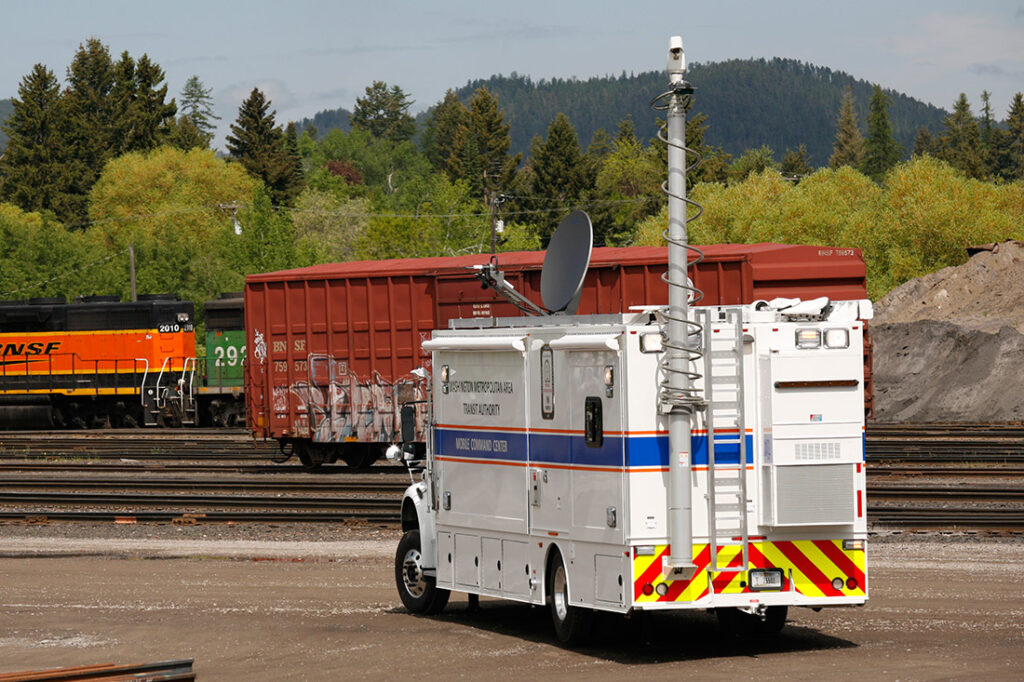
[395,530,449,615]
[548,550,593,645]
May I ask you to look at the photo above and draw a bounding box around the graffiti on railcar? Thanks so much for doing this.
[285,353,428,443]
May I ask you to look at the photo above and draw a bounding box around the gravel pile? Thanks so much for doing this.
[873,241,1024,422]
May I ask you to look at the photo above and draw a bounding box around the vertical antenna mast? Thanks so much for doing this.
[662,36,698,577]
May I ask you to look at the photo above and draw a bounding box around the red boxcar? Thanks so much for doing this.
[245,244,870,467]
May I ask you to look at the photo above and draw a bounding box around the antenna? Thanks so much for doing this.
[541,210,593,314]
[472,210,593,316]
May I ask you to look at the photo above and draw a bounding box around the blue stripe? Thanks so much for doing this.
[436,428,754,468]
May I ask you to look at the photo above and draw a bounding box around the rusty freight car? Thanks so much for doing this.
[245,243,870,468]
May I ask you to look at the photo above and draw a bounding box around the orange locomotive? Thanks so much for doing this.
[0,295,197,428]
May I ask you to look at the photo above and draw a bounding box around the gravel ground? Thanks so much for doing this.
[1,528,1022,680]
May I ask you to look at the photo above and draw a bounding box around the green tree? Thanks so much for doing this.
[830,86,864,169]
[527,113,586,239]
[422,89,468,174]
[291,190,370,263]
[781,144,813,181]
[1002,93,1024,180]
[60,38,118,225]
[226,88,303,205]
[236,187,298,273]
[165,115,210,151]
[0,203,107,299]
[860,85,903,181]
[448,87,519,203]
[912,127,937,157]
[591,134,661,244]
[937,93,985,179]
[87,146,257,302]
[727,145,779,183]
[178,75,220,144]
[351,81,415,143]
[0,64,72,216]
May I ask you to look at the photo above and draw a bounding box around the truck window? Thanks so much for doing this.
[584,396,603,447]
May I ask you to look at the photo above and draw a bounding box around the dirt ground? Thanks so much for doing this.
[873,240,1024,422]
[1,528,1022,680]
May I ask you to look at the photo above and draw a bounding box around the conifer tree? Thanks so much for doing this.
[179,75,220,144]
[912,127,936,157]
[226,88,303,206]
[860,85,903,182]
[829,86,864,169]
[937,93,985,179]
[351,81,415,142]
[61,38,118,224]
[422,90,468,174]
[781,144,813,181]
[123,54,177,152]
[0,64,72,216]
[529,113,585,239]
[1004,93,1024,180]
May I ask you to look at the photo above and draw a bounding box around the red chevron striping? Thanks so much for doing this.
[660,544,711,602]
[711,549,747,593]
[774,541,844,597]
[634,546,670,600]
[814,540,865,589]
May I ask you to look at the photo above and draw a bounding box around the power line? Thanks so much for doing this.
[1,248,130,298]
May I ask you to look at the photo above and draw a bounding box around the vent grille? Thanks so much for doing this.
[773,464,854,526]
[794,441,842,462]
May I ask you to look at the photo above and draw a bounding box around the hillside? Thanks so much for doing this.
[289,59,950,166]
[456,59,948,166]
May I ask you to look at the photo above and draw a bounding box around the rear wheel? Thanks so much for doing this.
[548,550,593,645]
[395,530,449,615]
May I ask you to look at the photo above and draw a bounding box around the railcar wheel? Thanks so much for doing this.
[395,530,449,615]
[548,550,593,645]
[716,605,787,636]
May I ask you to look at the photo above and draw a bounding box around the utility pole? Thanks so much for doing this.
[129,244,137,302]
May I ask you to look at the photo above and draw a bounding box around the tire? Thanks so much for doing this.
[716,605,788,636]
[395,530,450,615]
[548,550,593,645]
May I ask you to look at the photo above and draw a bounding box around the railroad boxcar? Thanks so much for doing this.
[197,293,246,426]
[0,294,197,428]
[244,243,870,468]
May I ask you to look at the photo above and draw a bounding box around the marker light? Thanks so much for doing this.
[640,333,663,353]
[655,583,669,596]
[796,328,821,349]
[846,577,858,590]
[832,577,845,591]
[440,365,450,383]
[642,583,654,596]
[824,328,850,349]
[842,539,865,551]
[604,366,615,386]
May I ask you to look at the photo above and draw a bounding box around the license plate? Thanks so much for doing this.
[749,569,784,591]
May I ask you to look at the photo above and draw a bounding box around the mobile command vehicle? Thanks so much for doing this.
[390,37,870,644]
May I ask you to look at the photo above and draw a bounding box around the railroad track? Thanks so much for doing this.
[0,423,1021,529]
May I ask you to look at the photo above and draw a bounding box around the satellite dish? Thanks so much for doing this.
[541,210,593,314]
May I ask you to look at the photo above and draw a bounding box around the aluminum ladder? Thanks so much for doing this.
[699,307,750,573]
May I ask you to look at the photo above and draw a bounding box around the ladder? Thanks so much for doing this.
[699,308,750,573]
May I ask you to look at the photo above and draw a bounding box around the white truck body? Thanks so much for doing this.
[403,303,869,617]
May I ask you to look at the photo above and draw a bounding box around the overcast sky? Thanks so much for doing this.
[3,1,1023,149]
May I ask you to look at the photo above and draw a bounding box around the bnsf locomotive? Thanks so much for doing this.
[0,294,246,429]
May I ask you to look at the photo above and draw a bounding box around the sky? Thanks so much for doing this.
[3,0,1023,150]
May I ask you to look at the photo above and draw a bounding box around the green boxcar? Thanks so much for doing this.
[199,294,245,426]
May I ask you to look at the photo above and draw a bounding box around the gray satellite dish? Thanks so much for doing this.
[541,210,593,314]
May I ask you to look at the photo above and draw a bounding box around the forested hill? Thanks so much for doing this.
[0,99,12,150]
[295,106,352,137]
[457,59,949,166]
